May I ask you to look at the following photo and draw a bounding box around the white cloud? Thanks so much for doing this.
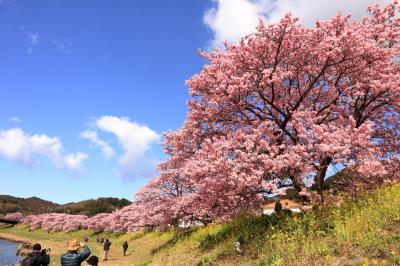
[27,32,39,45]
[27,31,40,46]
[80,130,115,159]
[83,116,161,181]
[204,0,392,48]
[9,117,22,123]
[0,128,88,175]
[49,38,73,53]
[49,38,65,51]
[97,116,161,180]
[19,26,71,54]
[22,30,40,54]
[204,0,270,48]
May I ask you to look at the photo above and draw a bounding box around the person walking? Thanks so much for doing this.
[103,239,112,261]
[60,239,91,266]
[21,243,50,266]
[122,240,128,256]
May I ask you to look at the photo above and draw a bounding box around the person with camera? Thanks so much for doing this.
[61,239,91,266]
[21,243,50,266]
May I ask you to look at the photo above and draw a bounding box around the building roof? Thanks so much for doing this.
[262,199,302,209]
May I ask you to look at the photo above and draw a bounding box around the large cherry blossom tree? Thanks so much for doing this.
[142,1,400,224]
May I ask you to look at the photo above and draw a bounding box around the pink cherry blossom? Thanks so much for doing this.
[4,212,23,222]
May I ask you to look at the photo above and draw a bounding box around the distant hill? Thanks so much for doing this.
[0,195,131,217]
[53,197,131,217]
[0,195,59,216]
[323,168,354,192]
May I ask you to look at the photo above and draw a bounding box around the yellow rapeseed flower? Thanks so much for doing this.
[362,258,369,266]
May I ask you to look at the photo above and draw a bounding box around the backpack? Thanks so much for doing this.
[20,254,37,266]
[103,241,111,251]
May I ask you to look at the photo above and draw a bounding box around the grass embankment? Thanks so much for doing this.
[1,184,400,266]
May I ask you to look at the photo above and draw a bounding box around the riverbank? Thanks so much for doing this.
[0,231,32,245]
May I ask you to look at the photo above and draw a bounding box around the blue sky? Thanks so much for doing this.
[0,0,387,203]
[0,0,214,203]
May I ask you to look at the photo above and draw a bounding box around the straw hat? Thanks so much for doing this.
[67,239,83,251]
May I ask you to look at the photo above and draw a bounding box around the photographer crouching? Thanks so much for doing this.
[21,243,50,266]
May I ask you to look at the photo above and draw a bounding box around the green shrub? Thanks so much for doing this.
[198,211,295,252]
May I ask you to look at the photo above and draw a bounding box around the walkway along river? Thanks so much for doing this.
[0,238,21,265]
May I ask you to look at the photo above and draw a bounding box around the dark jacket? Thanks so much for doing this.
[103,241,111,251]
[60,245,91,266]
[123,241,128,250]
[24,251,50,266]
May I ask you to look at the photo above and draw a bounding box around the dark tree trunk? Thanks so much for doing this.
[289,175,309,202]
[313,157,332,200]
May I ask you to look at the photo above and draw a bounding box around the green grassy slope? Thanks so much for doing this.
[1,184,400,265]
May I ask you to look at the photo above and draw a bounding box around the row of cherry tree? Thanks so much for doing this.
[7,2,400,232]
[19,202,153,232]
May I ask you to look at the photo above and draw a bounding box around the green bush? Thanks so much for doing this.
[198,211,295,251]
